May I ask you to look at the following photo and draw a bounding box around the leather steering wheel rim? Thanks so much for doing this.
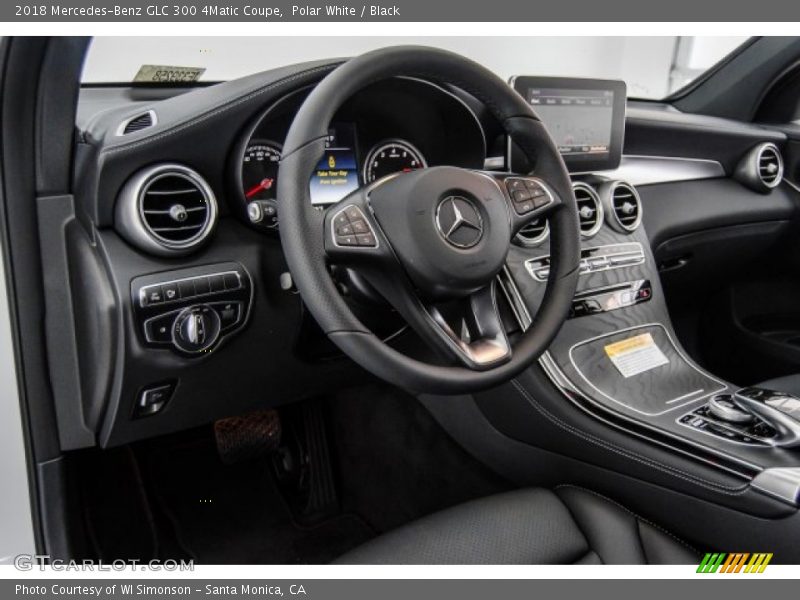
[277,46,581,394]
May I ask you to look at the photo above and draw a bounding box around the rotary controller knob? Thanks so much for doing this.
[172,305,221,354]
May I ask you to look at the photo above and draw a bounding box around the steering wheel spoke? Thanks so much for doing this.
[425,283,512,370]
[360,267,511,370]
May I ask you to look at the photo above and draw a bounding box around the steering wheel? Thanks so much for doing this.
[278,46,581,394]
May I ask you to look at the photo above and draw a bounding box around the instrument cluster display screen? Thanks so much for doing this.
[510,77,626,173]
[310,123,360,206]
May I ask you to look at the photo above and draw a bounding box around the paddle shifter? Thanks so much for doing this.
[733,387,800,448]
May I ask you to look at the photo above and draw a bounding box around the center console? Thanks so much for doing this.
[493,75,800,509]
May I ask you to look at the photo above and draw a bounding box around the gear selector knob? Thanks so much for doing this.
[733,387,800,447]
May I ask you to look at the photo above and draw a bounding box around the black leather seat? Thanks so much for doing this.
[335,486,697,564]
[758,374,800,397]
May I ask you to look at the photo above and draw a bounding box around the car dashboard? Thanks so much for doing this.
[65,53,798,505]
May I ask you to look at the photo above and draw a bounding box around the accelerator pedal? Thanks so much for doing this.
[273,401,339,523]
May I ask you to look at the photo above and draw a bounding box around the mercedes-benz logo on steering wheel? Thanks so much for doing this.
[435,196,484,249]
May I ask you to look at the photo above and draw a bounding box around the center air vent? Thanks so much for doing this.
[117,110,156,135]
[735,142,784,193]
[573,182,603,238]
[604,181,642,233]
[514,217,549,247]
[116,164,218,257]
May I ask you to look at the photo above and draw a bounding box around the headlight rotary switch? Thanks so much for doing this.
[172,305,222,354]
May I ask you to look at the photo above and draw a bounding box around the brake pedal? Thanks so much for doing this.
[214,409,281,465]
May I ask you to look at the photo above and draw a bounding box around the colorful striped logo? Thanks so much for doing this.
[697,553,773,573]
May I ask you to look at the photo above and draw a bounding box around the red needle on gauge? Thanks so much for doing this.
[245,178,274,199]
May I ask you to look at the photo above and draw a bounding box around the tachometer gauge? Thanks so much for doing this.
[363,139,427,184]
[241,140,281,228]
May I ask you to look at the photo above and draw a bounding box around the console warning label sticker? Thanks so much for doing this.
[604,333,669,378]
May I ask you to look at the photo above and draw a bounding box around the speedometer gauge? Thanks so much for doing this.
[363,139,427,184]
[241,140,281,228]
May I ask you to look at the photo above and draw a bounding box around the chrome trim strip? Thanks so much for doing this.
[751,468,800,505]
[595,154,726,186]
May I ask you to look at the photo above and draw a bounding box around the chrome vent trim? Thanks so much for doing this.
[572,182,603,238]
[514,217,549,247]
[756,143,783,188]
[608,181,642,233]
[116,110,157,136]
[115,164,218,257]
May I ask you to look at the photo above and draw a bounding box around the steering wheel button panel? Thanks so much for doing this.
[331,205,378,248]
[505,177,554,216]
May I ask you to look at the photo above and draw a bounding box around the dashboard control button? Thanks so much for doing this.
[344,205,364,222]
[141,285,163,306]
[511,189,532,203]
[351,219,370,234]
[172,305,222,354]
[223,273,241,290]
[356,233,377,247]
[144,311,179,344]
[212,301,243,331]
[337,235,359,246]
[208,274,225,293]
[161,282,180,302]
[134,383,175,418]
[505,179,527,194]
[336,223,354,236]
[515,200,535,214]
[333,212,350,231]
[178,280,195,299]
[526,181,547,197]
[194,277,211,295]
[533,194,550,208]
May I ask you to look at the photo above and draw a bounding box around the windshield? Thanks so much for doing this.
[82,36,748,99]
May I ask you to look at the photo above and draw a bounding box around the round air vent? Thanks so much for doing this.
[573,182,603,238]
[514,217,549,247]
[604,181,642,233]
[115,164,218,256]
[734,142,784,193]
[757,144,783,187]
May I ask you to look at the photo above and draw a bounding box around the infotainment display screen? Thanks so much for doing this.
[509,77,626,173]
[309,123,360,205]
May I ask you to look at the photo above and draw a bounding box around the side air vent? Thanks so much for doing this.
[602,181,642,233]
[735,142,784,193]
[514,217,549,247]
[758,145,783,186]
[115,164,218,257]
[117,110,156,135]
[573,182,603,238]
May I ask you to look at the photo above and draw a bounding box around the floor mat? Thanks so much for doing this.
[144,436,374,564]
